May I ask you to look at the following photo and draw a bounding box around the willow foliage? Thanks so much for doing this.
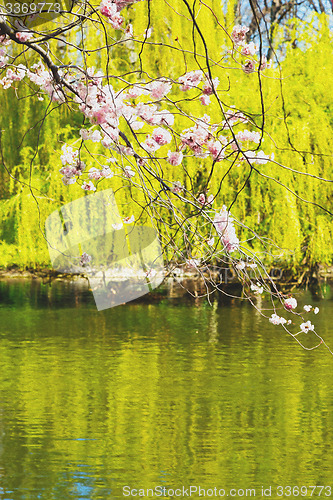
[0,4,332,270]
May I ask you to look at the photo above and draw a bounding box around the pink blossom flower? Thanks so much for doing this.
[236,130,261,144]
[148,79,172,100]
[109,13,124,30]
[100,0,117,18]
[80,252,91,265]
[224,108,247,125]
[136,103,158,124]
[80,129,102,142]
[0,54,8,69]
[118,145,135,156]
[124,166,135,178]
[241,42,257,56]
[197,193,214,206]
[60,145,78,166]
[4,66,26,83]
[112,223,123,230]
[123,215,135,224]
[269,313,287,325]
[152,127,172,146]
[197,193,206,205]
[137,158,146,167]
[80,128,89,141]
[126,86,147,99]
[200,95,210,106]
[27,61,64,101]
[0,35,11,46]
[231,25,249,45]
[101,127,119,147]
[303,304,319,315]
[284,297,297,310]
[93,107,109,125]
[61,176,76,186]
[207,237,215,246]
[300,321,315,333]
[186,258,201,268]
[90,130,103,143]
[251,282,264,294]
[242,60,255,74]
[141,137,160,153]
[155,110,175,127]
[0,76,11,88]
[167,151,183,166]
[130,119,144,131]
[171,181,183,194]
[213,206,239,253]
[259,56,270,71]
[252,150,271,165]
[125,23,134,37]
[101,166,114,178]
[88,167,103,180]
[15,31,33,43]
[178,70,203,91]
[207,140,225,161]
[113,0,144,11]
[202,77,219,95]
[75,161,86,175]
[14,64,27,81]
[81,181,96,191]
[59,166,76,178]
[180,121,211,156]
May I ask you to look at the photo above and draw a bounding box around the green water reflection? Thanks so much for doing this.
[0,280,332,499]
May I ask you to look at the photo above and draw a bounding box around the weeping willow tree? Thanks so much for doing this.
[0,2,331,271]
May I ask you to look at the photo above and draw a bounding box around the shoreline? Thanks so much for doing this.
[1,265,332,284]
[0,266,331,304]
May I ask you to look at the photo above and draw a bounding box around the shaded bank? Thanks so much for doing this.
[0,266,332,307]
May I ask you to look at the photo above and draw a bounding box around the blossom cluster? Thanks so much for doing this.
[267,298,318,335]
[269,313,291,326]
[59,145,85,186]
[0,42,8,68]
[0,22,271,269]
[231,24,269,74]
[0,28,270,187]
[0,56,64,102]
[100,0,144,29]
[213,206,240,253]
[2,17,316,348]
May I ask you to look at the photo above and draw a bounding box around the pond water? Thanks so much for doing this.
[0,279,332,500]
